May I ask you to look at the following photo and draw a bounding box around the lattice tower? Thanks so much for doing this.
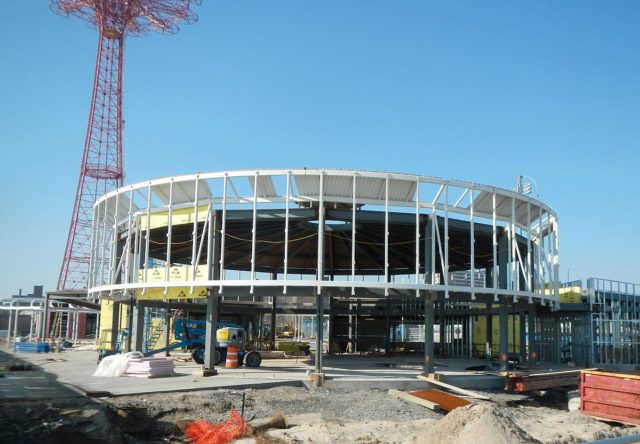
[51,0,201,290]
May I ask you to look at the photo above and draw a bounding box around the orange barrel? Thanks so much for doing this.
[225,344,238,368]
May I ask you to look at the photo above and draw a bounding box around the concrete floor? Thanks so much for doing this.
[0,346,526,398]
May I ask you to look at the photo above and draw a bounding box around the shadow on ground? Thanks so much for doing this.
[0,349,184,444]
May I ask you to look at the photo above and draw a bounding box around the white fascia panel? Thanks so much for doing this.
[251,175,278,198]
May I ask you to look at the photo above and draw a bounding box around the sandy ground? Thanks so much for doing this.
[3,386,638,443]
[2,348,640,443]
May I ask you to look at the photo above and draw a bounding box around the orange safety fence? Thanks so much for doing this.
[185,408,245,444]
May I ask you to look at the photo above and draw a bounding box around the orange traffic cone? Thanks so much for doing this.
[225,344,238,368]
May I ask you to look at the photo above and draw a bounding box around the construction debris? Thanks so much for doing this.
[389,389,442,411]
[245,410,288,436]
[417,374,491,400]
[92,351,175,378]
[505,369,583,393]
[407,390,471,412]
[185,408,245,444]
[14,341,51,353]
[123,357,175,378]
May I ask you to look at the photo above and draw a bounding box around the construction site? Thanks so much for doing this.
[2,2,640,444]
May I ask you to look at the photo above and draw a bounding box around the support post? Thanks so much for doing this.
[7,307,13,349]
[110,301,121,352]
[164,307,171,357]
[485,302,493,357]
[200,210,220,376]
[385,297,391,355]
[528,305,538,365]
[519,311,527,364]
[42,292,50,339]
[328,297,335,354]
[310,172,326,388]
[438,301,445,356]
[29,311,34,340]
[309,290,326,388]
[425,215,433,284]
[270,296,277,350]
[94,311,100,345]
[498,231,509,291]
[499,299,509,371]
[134,300,145,352]
[202,287,219,375]
[314,291,324,375]
[423,292,435,375]
[13,310,20,350]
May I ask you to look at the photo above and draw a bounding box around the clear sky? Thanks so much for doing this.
[1,1,638,297]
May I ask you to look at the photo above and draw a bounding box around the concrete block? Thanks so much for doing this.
[192,368,218,377]
[308,372,325,388]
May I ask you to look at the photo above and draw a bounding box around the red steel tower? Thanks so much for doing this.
[51,0,201,292]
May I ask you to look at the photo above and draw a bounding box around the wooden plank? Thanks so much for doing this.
[512,376,578,392]
[388,389,442,411]
[409,390,471,412]
[416,375,491,400]
[506,368,598,379]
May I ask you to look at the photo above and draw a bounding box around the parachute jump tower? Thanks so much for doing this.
[51,0,202,292]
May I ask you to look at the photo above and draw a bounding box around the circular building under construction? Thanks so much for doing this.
[89,169,559,378]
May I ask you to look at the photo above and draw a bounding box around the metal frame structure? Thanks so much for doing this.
[589,278,640,366]
[50,0,202,291]
[0,296,99,348]
[1,300,44,348]
[89,169,560,377]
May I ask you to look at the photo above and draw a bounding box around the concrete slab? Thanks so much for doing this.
[0,349,87,401]
[4,348,578,397]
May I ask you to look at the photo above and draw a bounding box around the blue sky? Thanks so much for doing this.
[1,1,638,296]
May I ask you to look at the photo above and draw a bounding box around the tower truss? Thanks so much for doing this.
[51,0,201,290]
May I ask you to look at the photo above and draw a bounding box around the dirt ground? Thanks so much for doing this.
[2,348,640,443]
[2,384,640,443]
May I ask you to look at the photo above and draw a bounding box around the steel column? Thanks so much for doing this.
[42,292,50,339]
[499,299,509,371]
[204,288,219,372]
[12,310,19,349]
[164,307,171,356]
[519,311,527,363]
[423,292,435,374]
[204,211,221,372]
[134,301,145,352]
[315,291,324,374]
[528,305,538,365]
[110,301,121,351]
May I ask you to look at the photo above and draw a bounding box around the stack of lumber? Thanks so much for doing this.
[123,357,175,378]
[505,369,582,392]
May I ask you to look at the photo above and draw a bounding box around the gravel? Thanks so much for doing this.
[108,385,444,424]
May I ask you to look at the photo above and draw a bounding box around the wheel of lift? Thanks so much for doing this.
[191,346,222,365]
[243,350,262,368]
[191,345,205,364]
